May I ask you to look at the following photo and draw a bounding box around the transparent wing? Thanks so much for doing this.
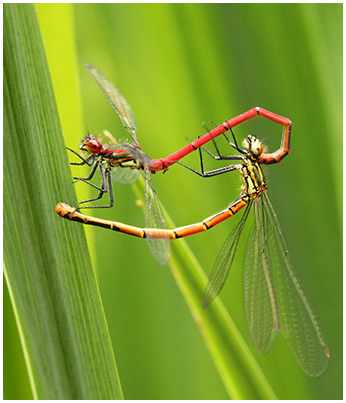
[203,201,252,308]
[244,198,280,354]
[85,63,138,143]
[144,169,170,265]
[262,192,329,376]
[111,167,139,184]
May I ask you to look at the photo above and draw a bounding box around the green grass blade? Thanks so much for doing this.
[168,239,277,399]
[4,4,122,399]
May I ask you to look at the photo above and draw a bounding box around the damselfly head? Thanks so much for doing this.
[80,134,102,154]
[243,135,264,156]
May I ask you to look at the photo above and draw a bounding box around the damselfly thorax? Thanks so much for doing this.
[80,133,146,170]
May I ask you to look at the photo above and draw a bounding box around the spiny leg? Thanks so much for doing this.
[67,147,96,166]
[177,160,240,178]
[73,158,100,184]
[78,166,114,209]
[201,123,246,160]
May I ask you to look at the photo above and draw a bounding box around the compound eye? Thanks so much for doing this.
[86,139,102,153]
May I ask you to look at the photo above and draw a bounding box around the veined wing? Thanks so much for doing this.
[203,201,252,308]
[244,197,280,354]
[85,63,138,143]
[144,169,170,265]
[262,192,329,376]
[111,167,140,184]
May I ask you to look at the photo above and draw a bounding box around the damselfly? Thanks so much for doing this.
[69,64,291,263]
[57,127,329,376]
[70,64,170,264]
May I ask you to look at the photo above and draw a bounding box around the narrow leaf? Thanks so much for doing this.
[4,4,122,399]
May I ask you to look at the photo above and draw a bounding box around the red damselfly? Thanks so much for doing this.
[68,64,291,263]
[70,64,170,264]
[57,126,329,376]
[70,65,291,208]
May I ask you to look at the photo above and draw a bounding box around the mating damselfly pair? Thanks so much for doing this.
[56,64,329,376]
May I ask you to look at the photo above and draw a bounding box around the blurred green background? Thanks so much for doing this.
[4,3,342,399]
